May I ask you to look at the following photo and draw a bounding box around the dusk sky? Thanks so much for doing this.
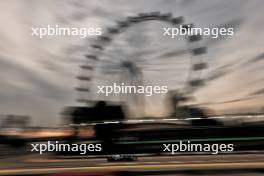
[0,0,263,126]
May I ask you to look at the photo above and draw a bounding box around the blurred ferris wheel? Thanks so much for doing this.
[76,12,208,118]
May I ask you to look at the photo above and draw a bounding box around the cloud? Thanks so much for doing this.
[0,0,263,125]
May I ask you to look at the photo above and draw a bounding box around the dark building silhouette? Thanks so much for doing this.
[65,101,125,124]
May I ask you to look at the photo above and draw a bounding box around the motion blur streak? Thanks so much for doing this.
[0,0,264,176]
